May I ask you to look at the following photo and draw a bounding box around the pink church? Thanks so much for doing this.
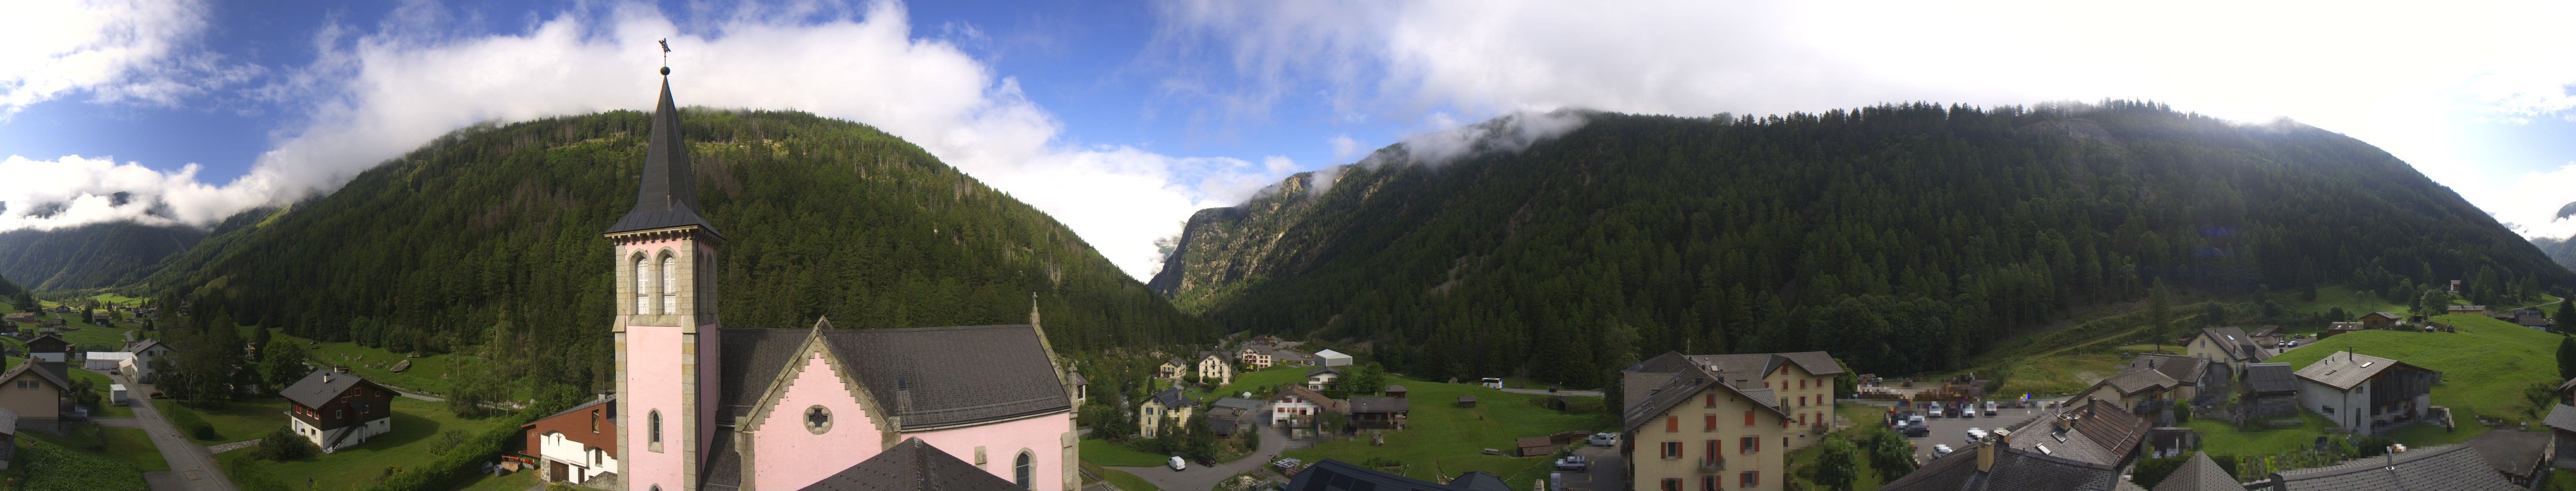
[606,69,1079,491]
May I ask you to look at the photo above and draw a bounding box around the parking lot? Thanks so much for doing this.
[1880,398,2068,460]
[1556,444,1626,491]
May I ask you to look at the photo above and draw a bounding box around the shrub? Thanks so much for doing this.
[361,401,565,491]
[426,429,471,456]
[166,403,220,440]
[251,427,319,462]
[2130,454,2191,489]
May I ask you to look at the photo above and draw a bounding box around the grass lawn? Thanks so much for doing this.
[1992,351,2129,397]
[2381,420,2488,447]
[2265,314,2563,428]
[1837,402,1889,428]
[1280,376,1610,489]
[1208,365,1314,399]
[1786,436,1886,491]
[249,397,517,491]
[1081,438,1173,467]
[268,328,526,399]
[2288,285,2410,322]
[1096,467,1162,491]
[64,365,136,418]
[159,398,293,442]
[2114,344,2183,355]
[2183,412,2338,456]
[2546,468,2576,491]
[24,423,172,471]
[448,467,542,491]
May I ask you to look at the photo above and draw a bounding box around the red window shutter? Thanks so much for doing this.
[1662,478,1682,491]
[1705,439,1718,460]
[1701,476,1715,491]
[1742,471,1758,487]
[1799,413,1807,426]
[1744,410,1755,427]
[1667,416,1679,433]
[1704,414,1716,431]
[1704,393,1716,408]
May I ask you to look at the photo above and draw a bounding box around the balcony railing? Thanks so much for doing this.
[1700,457,1725,472]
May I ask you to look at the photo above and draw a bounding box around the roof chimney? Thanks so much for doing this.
[322,372,332,383]
[1977,435,1998,472]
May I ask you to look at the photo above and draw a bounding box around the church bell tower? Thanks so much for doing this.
[608,63,725,491]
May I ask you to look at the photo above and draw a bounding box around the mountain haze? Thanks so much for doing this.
[1152,101,2573,385]
[138,108,1207,391]
[0,222,206,291]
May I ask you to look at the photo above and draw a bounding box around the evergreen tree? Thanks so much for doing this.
[2555,300,2574,326]
[2148,281,2174,351]
[2558,335,2576,381]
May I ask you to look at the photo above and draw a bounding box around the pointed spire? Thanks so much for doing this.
[605,66,721,237]
[812,316,833,331]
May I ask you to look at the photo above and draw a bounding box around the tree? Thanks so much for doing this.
[1867,429,1915,479]
[2556,299,2574,326]
[262,341,310,395]
[1347,362,1388,396]
[1811,434,1860,491]
[2526,381,2559,419]
[2148,281,2174,351]
[2559,335,2576,382]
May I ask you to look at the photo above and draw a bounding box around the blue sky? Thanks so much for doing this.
[4,0,2576,281]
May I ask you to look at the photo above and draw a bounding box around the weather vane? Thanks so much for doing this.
[658,38,671,75]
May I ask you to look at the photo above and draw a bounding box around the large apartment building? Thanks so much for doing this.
[1622,364,1792,491]
[1624,351,1843,449]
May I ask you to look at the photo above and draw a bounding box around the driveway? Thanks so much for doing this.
[108,370,239,491]
[1106,421,1304,491]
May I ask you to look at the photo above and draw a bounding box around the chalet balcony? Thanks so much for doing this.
[1700,457,1725,473]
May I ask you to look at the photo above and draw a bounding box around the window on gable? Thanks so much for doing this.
[1703,414,1715,431]
[1704,394,1715,408]
[1744,410,1755,427]
[1666,416,1679,433]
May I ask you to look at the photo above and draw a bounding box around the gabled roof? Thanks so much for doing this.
[795,438,1022,491]
[2447,304,2487,311]
[2363,312,2403,320]
[1148,387,1194,410]
[525,397,617,428]
[1273,385,1341,412]
[2241,363,2299,394]
[2004,398,2145,468]
[2268,444,2520,491]
[1314,349,1350,359]
[605,76,720,237]
[2294,351,2434,391]
[0,361,69,393]
[2197,327,2257,362]
[1626,350,1844,377]
[24,334,68,351]
[1347,397,1408,414]
[717,322,1071,431]
[1305,366,1344,377]
[1209,397,1263,411]
[126,338,165,354]
[1621,364,1785,433]
[2545,404,2576,433]
[2461,430,2551,479]
[2127,354,2205,386]
[2150,452,2237,491]
[281,369,375,409]
[2097,369,2178,396]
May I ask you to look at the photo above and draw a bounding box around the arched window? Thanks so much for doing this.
[649,410,663,444]
[633,255,651,314]
[660,253,679,314]
[1014,450,1035,489]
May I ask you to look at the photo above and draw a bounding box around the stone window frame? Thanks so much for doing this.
[1014,449,1036,489]
[648,409,664,453]
[804,405,834,434]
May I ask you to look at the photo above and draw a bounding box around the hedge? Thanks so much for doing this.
[165,403,219,440]
[222,454,296,491]
[18,436,149,491]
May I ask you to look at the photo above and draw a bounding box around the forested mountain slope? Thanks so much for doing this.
[141,108,1207,390]
[0,222,205,290]
[1150,101,2572,386]
[2528,235,2576,273]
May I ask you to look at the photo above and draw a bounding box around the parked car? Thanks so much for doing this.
[1964,428,1987,444]
[1170,456,1187,471]
[1957,402,1975,419]
[1928,405,1944,419]
[1588,433,1620,447]
[1555,456,1588,471]
[1983,401,1999,416]
[1900,416,1930,437]
[1932,444,1956,458]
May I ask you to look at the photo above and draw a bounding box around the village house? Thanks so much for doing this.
[1306,366,1344,391]
[1138,387,1196,439]
[81,351,130,371]
[0,408,14,468]
[1268,384,1338,427]
[2075,353,2210,415]
[120,339,172,382]
[2295,351,2439,434]
[2237,362,2301,421]
[1238,348,1272,370]
[2514,311,2556,331]
[520,395,619,486]
[2321,322,2365,339]
[1621,364,1794,491]
[1196,351,1234,386]
[2447,304,2490,317]
[2544,404,2576,468]
[1876,398,2144,491]
[603,73,1083,491]
[2,312,33,326]
[1315,349,1353,367]
[1345,396,1408,430]
[2359,311,2404,330]
[2266,444,2519,491]
[1622,351,1843,449]
[283,369,396,453]
[24,334,69,363]
[1159,357,1190,380]
[0,362,69,433]
[2186,327,2268,373]
[1203,397,1262,438]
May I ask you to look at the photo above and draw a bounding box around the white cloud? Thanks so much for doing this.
[0,0,250,115]
[2496,162,2576,239]
[0,155,266,231]
[1329,134,1360,159]
[3,0,1295,281]
[1150,0,2576,233]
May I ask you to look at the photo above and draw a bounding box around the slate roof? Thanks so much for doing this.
[716,322,1072,431]
[796,438,1022,491]
[0,408,16,436]
[1284,458,1508,491]
[2099,369,2179,396]
[2128,354,2205,386]
[2461,430,2551,479]
[1774,351,1846,375]
[2294,351,2432,391]
[280,369,373,409]
[2365,311,2403,320]
[2003,398,2145,468]
[1877,442,2125,491]
[527,397,616,427]
[1626,350,1843,377]
[1346,397,1408,414]
[2242,363,2299,394]
[702,427,743,491]
[25,334,68,352]
[606,77,720,237]
[1210,397,1263,411]
[2198,327,2257,362]
[2151,453,2237,491]
[0,361,69,394]
[1620,364,1784,433]
[126,338,164,354]
[2545,404,2576,433]
[1273,385,1341,412]
[1305,366,1344,377]
[1149,387,1194,410]
[2268,444,2520,491]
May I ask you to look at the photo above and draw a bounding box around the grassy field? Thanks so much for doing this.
[2182,412,2339,456]
[24,423,172,471]
[1207,365,1313,399]
[1279,376,1610,489]
[65,365,135,418]
[448,467,542,491]
[266,328,521,399]
[2265,314,2562,427]
[1785,435,1888,491]
[1096,467,1163,491]
[1992,351,2130,397]
[2286,286,2411,322]
[247,397,518,491]
[159,398,293,442]
[1081,438,1173,467]
[15,435,152,491]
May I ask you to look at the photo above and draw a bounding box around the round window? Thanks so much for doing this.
[805,405,833,434]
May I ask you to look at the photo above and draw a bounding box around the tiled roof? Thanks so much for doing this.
[718,323,1071,431]
[1210,397,1263,411]
[525,397,616,427]
[280,369,371,409]
[1877,443,2125,491]
[1627,350,1844,377]
[1347,397,1408,414]
[2150,453,2237,491]
[2366,312,2403,320]
[2461,430,2551,479]
[2127,354,2204,385]
[2198,327,2256,362]
[795,438,1023,491]
[2100,369,2178,395]
[2002,399,2144,468]
[2269,444,2520,491]
[1150,387,1194,410]
[1775,351,1846,375]
[702,427,742,491]
[2241,363,2299,394]
[2294,351,2431,391]
[0,360,69,394]
[2545,404,2576,433]
[1620,364,1784,433]
[1273,385,1341,412]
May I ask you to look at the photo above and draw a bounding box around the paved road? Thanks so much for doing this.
[108,370,239,491]
[1107,421,1304,491]
[1500,387,1605,397]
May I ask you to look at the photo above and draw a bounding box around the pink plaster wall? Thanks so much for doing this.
[910,412,1073,491]
[748,351,885,490]
[624,324,687,491]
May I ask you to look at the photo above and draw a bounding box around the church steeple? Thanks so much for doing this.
[605,66,720,237]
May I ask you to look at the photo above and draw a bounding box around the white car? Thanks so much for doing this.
[1928,406,1944,419]
[1983,401,1999,416]
[1169,456,1186,471]
[1965,428,1987,444]
[1932,444,1956,458]
[1588,433,1620,447]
